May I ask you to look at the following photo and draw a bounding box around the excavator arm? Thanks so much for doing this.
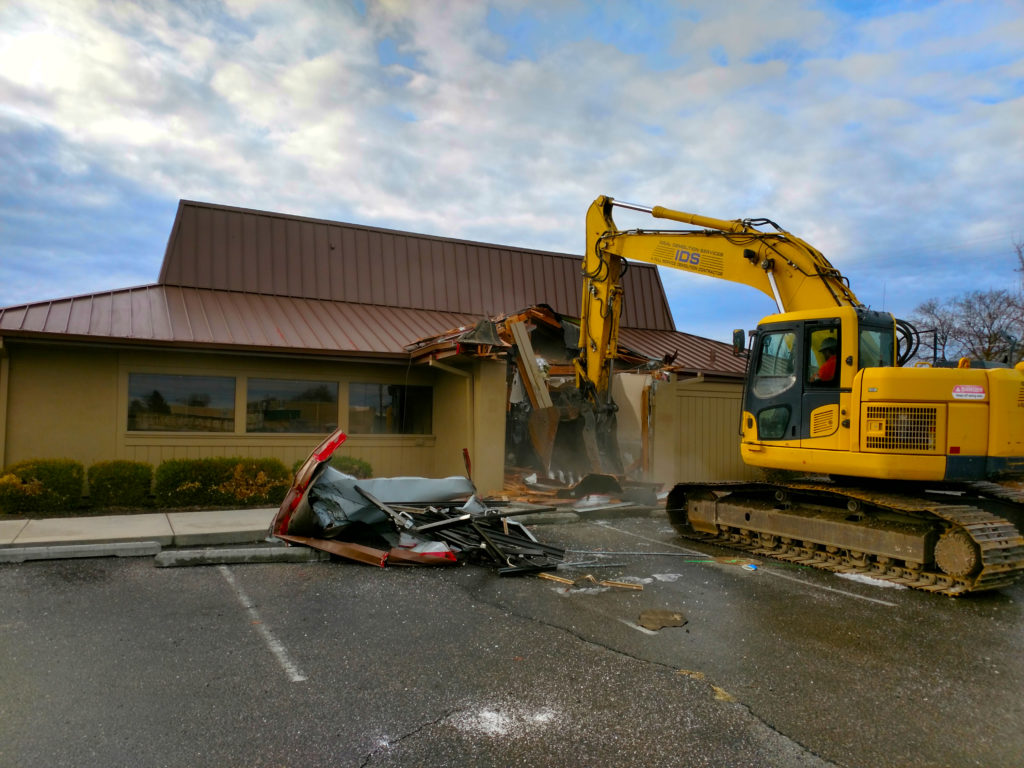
[577,195,861,398]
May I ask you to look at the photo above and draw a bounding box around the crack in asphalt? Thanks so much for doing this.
[359,706,462,767]
[453,575,842,768]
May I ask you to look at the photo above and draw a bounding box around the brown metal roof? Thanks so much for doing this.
[618,327,747,377]
[0,285,745,375]
[0,285,479,357]
[158,200,676,331]
[1,200,748,372]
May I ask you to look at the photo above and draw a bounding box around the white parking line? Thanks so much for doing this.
[759,569,898,607]
[218,565,308,683]
[591,521,898,607]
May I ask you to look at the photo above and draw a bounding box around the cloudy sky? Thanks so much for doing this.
[1,0,1022,343]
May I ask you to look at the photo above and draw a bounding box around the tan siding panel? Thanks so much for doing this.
[651,381,758,485]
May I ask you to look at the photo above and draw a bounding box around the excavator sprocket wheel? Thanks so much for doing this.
[933,529,980,578]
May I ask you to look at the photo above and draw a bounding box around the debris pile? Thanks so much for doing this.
[502,470,662,511]
[271,452,564,575]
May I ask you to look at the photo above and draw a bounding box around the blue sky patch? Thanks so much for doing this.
[377,37,419,70]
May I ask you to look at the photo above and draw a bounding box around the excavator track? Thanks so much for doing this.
[667,481,1024,596]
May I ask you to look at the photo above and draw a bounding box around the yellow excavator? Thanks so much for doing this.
[579,195,1024,594]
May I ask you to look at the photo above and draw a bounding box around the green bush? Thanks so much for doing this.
[332,455,373,478]
[154,457,290,508]
[0,459,85,513]
[87,460,153,508]
[290,454,373,478]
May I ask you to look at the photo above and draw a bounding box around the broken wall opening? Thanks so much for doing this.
[407,305,750,494]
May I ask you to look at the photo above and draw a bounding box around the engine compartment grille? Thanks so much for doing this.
[864,405,938,452]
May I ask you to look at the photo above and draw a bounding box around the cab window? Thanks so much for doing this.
[752,331,797,399]
[858,327,894,369]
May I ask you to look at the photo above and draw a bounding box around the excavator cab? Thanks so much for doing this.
[742,306,896,451]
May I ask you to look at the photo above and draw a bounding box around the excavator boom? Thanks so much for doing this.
[579,196,861,398]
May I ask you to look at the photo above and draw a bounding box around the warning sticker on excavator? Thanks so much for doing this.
[952,384,985,400]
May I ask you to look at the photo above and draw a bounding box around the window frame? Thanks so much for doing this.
[347,382,434,435]
[245,376,341,434]
[126,372,237,433]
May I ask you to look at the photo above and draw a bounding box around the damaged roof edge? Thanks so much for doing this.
[407,305,747,378]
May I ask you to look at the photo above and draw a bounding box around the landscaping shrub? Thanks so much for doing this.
[290,454,373,479]
[154,457,290,508]
[87,460,153,508]
[0,459,85,513]
[331,455,373,478]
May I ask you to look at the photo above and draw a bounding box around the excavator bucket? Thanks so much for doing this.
[527,406,560,475]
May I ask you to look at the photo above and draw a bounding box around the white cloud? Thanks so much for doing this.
[0,0,1022,340]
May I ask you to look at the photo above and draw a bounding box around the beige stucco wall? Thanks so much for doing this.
[650,377,760,487]
[1,341,504,488]
[470,359,508,496]
[426,358,507,496]
[3,343,121,469]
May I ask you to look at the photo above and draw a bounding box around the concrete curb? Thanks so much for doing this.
[155,546,330,568]
[0,506,665,563]
[0,541,163,563]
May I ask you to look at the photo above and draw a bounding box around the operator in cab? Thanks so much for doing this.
[813,337,838,383]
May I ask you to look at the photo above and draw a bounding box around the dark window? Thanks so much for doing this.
[128,373,235,432]
[757,405,791,440]
[348,383,432,434]
[247,378,339,433]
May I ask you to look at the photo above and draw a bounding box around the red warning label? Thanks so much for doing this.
[952,384,985,400]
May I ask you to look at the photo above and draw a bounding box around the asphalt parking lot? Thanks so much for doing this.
[1,512,1022,768]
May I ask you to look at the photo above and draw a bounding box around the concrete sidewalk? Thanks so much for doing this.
[0,508,278,551]
[0,503,658,564]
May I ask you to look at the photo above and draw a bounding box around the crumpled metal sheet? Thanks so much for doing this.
[288,467,476,538]
[274,464,562,573]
